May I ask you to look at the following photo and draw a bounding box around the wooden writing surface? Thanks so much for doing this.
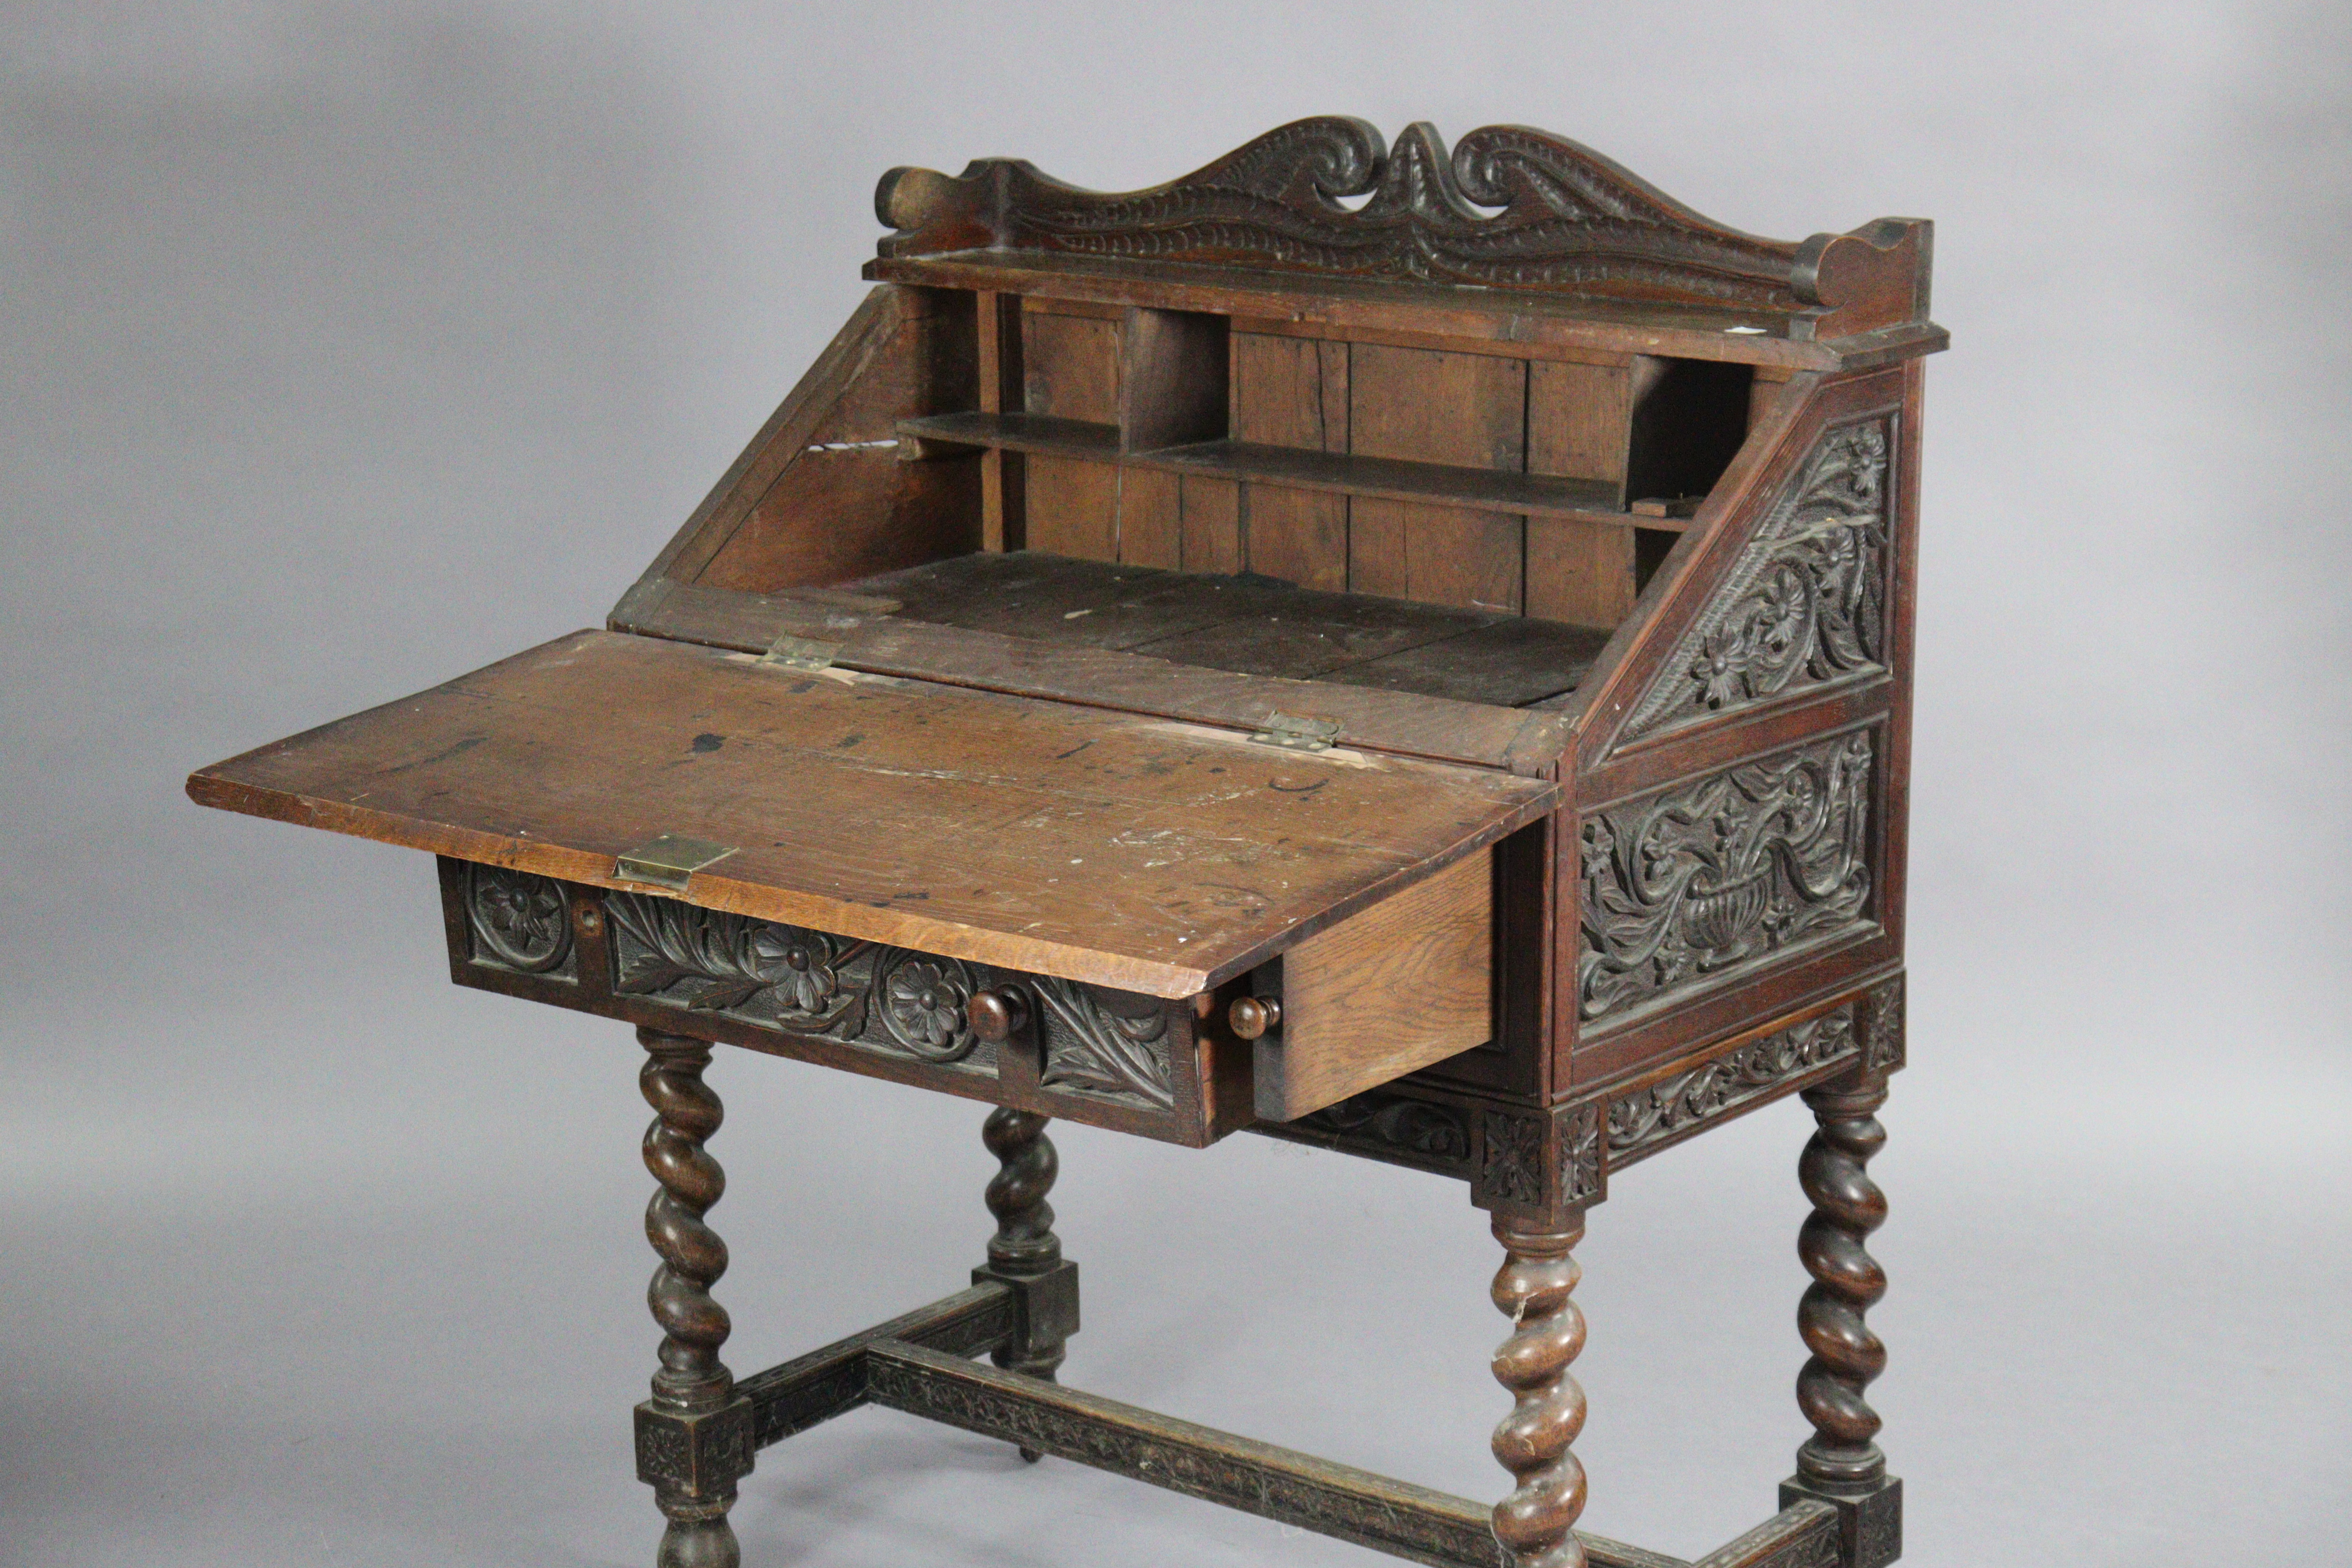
[188,631,1557,999]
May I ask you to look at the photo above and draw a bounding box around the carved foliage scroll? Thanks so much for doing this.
[1580,730,1876,1025]
[465,864,576,981]
[883,117,1808,312]
[1031,978,1177,1111]
[1606,1009,1861,1157]
[1597,974,1905,1172]
[1621,416,1896,744]
[606,893,986,1069]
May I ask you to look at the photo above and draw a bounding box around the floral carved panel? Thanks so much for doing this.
[1605,1008,1861,1158]
[1619,416,1895,745]
[606,893,988,1070]
[1580,729,1877,1026]
[465,865,577,981]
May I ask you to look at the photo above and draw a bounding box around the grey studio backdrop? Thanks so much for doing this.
[4,4,2346,1565]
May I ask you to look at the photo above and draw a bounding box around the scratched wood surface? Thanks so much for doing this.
[839,552,1606,707]
[187,630,1557,997]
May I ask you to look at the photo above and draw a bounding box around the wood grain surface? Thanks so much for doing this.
[1254,847,1494,1120]
[188,630,1557,997]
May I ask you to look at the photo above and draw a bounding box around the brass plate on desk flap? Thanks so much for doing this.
[613,834,738,891]
[1249,713,1341,752]
[759,635,839,671]
[186,629,1558,999]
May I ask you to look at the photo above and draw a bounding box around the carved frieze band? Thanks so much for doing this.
[600,893,1181,1113]
[464,865,577,981]
[1621,415,1896,744]
[1580,728,1877,1027]
[608,892,989,1069]
[1599,976,1905,1171]
[881,117,1810,310]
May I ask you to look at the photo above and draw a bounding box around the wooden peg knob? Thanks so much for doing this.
[968,986,1031,1043]
[1228,995,1282,1040]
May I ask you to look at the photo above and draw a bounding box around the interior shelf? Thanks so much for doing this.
[835,551,1614,710]
[899,411,1670,531]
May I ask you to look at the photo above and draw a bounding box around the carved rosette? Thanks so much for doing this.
[1580,729,1876,1025]
[1622,417,1895,744]
[465,864,576,978]
[1489,1216,1590,1568]
[1480,1112,1547,1208]
[1562,1106,1603,1207]
[607,894,983,1069]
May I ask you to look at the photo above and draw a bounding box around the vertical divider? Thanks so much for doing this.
[978,290,1027,551]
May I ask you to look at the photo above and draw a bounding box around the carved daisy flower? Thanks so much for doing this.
[1692,631,1747,708]
[885,960,971,1049]
[753,928,838,1015]
[478,870,566,956]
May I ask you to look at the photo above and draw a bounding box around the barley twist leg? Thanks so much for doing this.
[976,1106,1079,1462]
[1795,1077,1888,1489]
[639,1030,747,1568]
[1489,1212,1589,1568]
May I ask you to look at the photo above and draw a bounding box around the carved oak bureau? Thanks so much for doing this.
[188,117,1942,1568]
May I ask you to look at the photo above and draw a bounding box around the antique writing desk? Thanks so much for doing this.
[189,119,1942,1568]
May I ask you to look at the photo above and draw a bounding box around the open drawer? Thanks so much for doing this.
[187,630,1557,1145]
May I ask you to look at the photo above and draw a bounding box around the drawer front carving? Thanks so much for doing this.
[1030,977,1176,1110]
[1616,412,1896,745]
[462,863,579,982]
[438,861,1216,1139]
[1579,728,1876,1029]
[607,891,997,1076]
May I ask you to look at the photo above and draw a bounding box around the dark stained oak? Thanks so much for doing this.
[184,115,1942,1568]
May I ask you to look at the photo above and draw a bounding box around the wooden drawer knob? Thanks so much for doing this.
[1228,995,1282,1040]
[968,986,1031,1043]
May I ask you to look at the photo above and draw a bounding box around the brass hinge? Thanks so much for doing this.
[1248,712,1341,752]
[759,635,839,672]
[613,834,737,891]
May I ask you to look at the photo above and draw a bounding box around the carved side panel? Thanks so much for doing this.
[607,891,994,1074]
[463,865,577,982]
[1580,729,1877,1029]
[1618,415,1896,746]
